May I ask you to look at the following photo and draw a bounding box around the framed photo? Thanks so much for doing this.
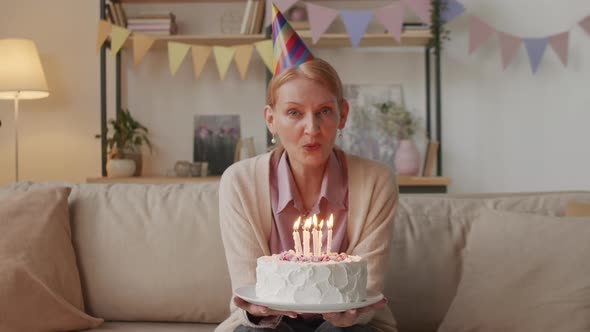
[337,84,405,166]
[193,115,240,175]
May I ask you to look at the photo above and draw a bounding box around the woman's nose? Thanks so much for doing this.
[303,114,320,135]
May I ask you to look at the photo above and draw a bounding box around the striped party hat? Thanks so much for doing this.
[272,2,314,75]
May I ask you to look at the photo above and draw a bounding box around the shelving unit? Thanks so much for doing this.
[98,0,445,189]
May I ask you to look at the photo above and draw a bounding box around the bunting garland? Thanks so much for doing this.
[96,0,589,78]
[468,14,590,73]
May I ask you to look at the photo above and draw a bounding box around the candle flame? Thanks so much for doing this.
[327,214,334,229]
[303,217,312,231]
[319,220,324,229]
[312,214,318,229]
[293,216,301,230]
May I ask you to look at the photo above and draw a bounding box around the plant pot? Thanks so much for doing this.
[106,159,136,178]
[394,139,421,176]
[125,152,143,176]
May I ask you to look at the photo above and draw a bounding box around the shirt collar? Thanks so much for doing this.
[276,150,346,213]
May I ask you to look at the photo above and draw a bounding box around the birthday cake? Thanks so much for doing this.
[255,250,368,304]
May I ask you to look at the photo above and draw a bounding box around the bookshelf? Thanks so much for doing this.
[87,175,451,193]
[98,0,447,189]
[124,30,433,48]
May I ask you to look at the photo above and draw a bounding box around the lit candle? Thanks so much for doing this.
[318,219,324,255]
[303,217,312,257]
[292,217,302,256]
[312,215,319,257]
[327,214,334,255]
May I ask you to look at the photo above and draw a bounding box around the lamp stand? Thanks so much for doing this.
[14,94,20,182]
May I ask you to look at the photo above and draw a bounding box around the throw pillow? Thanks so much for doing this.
[438,207,590,332]
[0,186,104,332]
[566,201,590,217]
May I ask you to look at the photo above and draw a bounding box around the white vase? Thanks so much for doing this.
[106,159,136,178]
[394,139,421,176]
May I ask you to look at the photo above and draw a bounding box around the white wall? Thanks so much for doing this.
[0,0,588,193]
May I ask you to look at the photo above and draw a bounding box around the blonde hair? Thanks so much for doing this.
[266,58,344,108]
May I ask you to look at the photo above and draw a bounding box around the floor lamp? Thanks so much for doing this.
[0,39,49,182]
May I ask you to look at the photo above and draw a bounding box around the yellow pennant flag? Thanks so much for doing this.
[168,42,191,76]
[254,40,273,73]
[191,45,212,80]
[110,25,131,56]
[233,44,254,80]
[133,34,155,65]
[213,46,236,80]
[96,20,112,52]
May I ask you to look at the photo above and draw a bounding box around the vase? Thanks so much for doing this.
[394,139,421,176]
[106,159,136,178]
[125,152,143,176]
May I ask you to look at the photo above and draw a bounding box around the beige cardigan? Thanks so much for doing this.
[216,151,399,332]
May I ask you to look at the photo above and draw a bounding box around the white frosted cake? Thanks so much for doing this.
[255,250,367,304]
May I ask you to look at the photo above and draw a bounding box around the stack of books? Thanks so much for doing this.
[240,0,265,34]
[127,12,178,36]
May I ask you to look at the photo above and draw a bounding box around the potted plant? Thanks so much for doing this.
[375,101,423,176]
[106,109,152,177]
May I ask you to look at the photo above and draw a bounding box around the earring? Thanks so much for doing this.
[271,134,277,144]
[338,130,343,138]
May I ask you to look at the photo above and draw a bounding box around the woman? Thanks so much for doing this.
[215,58,399,332]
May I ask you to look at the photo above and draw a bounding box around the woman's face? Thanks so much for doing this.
[265,76,349,169]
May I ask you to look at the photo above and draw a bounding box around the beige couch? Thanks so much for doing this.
[1,182,589,332]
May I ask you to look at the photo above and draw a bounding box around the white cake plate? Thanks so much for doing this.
[234,285,384,314]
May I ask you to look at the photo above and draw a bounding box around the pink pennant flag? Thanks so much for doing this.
[469,16,495,54]
[549,31,569,66]
[306,3,339,44]
[375,3,405,43]
[498,32,521,70]
[401,0,431,24]
[265,0,298,27]
[579,15,590,35]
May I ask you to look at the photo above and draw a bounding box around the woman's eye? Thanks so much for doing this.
[320,108,333,115]
[287,109,300,117]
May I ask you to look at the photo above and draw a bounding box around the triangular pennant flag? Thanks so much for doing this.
[523,37,549,74]
[254,40,274,73]
[498,32,521,70]
[191,45,211,80]
[234,44,254,80]
[213,46,236,80]
[306,3,339,44]
[549,31,569,67]
[441,0,465,23]
[579,15,590,35]
[265,0,298,27]
[110,25,131,56]
[469,16,494,54]
[340,10,373,48]
[168,42,190,76]
[96,20,112,52]
[401,0,431,24]
[132,34,155,65]
[375,3,404,43]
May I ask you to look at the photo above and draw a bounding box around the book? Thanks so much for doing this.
[240,0,254,34]
[422,141,439,177]
[251,0,265,34]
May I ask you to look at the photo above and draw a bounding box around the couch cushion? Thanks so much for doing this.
[386,191,590,332]
[1,182,232,324]
[438,207,590,332]
[0,186,104,332]
[84,321,216,332]
[566,201,590,216]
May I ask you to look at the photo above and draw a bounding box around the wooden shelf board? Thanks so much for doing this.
[88,175,450,187]
[125,31,431,48]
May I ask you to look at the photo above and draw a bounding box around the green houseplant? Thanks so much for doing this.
[106,109,152,177]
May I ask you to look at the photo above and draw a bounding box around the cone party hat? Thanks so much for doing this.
[272,2,314,75]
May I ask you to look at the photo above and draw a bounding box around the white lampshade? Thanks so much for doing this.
[0,38,49,100]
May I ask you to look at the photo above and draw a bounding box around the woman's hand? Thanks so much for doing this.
[234,296,298,319]
[322,298,387,327]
